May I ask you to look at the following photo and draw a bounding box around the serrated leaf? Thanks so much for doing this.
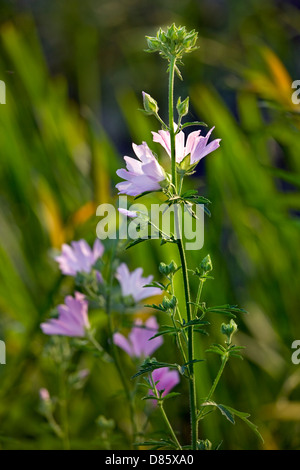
[201,401,235,424]
[143,281,169,291]
[202,402,264,442]
[182,319,210,328]
[144,303,166,312]
[131,359,180,379]
[149,327,177,340]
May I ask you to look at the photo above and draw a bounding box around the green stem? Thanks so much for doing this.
[156,113,168,130]
[198,355,228,421]
[178,174,184,196]
[168,56,197,450]
[106,243,137,443]
[168,57,177,190]
[151,374,182,450]
[177,239,198,449]
[59,366,70,450]
[170,277,188,365]
[205,355,228,403]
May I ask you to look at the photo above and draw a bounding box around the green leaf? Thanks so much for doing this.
[182,319,210,328]
[133,439,178,449]
[134,190,161,200]
[143,281,169,291]
[201,401,234,424]
[221,405,263,442]
[180,359,204,374]
[131,358,180,379]
[149,327,178,340]
[162,392,181,401]
[144,303,166,312]
[126,237,151,250]
[201,402,263,442]
[179,121,208,130]
[181,189,198,198]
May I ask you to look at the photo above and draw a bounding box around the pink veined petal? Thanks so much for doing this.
[194,139,221,162]
[116,181,139,196]
[191,126,216,163]
[152,130,171,156]
[124,156,144,174]
[185,130,201,157]
[132,142,154,163]
[175,130,186,162]
[113,332,134,356]
[116,168,136,181]
[142,160,165,182]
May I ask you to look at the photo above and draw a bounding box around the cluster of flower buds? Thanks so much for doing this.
[146,24,198,62]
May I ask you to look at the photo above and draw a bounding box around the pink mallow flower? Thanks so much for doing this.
[41,292,90,337]
[116,263,161,302]
[151,367,180,398]
[113,316,163,358]
[55,239,104,276]
[152,126,221,165]
[116,142,165,197]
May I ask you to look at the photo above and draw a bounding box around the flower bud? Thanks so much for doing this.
[145,24,198,62]
[142,91,159,115]
[198,439,212,450]
[96,415,115,431]
[162,295,177,311]
[39,388,50,402]
[159,260,177,276]
[221,319,238,344]
[200,254,213,274]
[177,96,189,118]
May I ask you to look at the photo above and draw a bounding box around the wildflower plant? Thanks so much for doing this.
[40,24,262,450]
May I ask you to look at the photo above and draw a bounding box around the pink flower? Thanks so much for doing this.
[116,263,161,302]
[151,367,180,397]
[41,292,90,337]
[55,239,104,276]
[113,316,163,358]
[39,388,50,402]
[116,142,165,196]
[152,126,221,164]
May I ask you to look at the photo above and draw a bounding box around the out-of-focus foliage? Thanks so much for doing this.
[0,0,299,450]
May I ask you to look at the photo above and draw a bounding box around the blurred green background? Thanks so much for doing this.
[0,0,300,450]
